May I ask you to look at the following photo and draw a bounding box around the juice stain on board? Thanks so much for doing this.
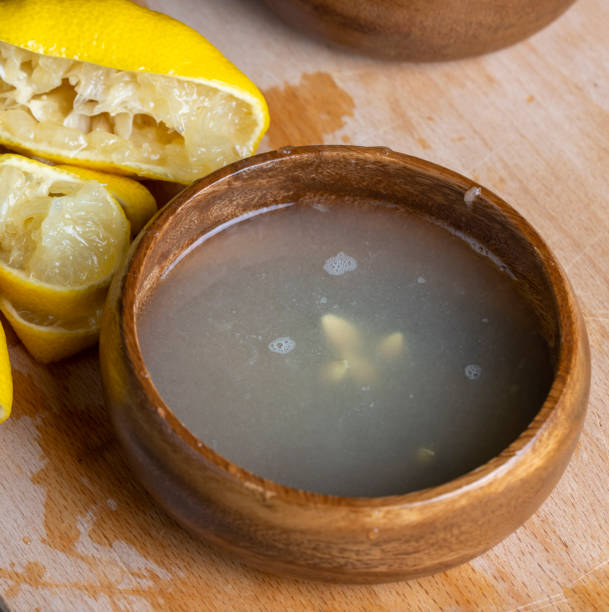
[2,360,189,609]
[262,72,355,149]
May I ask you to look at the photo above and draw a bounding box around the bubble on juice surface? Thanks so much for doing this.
[323,251,357,276]
[465,364,482,380]
[268,337,295,354]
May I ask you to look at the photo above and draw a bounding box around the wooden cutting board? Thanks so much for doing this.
[1,0,608,609]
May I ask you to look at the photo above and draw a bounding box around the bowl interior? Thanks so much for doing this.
[125,146,566,499]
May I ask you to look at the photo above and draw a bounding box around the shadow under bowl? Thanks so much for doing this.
[100,145,590,583]
[261,0,576,61]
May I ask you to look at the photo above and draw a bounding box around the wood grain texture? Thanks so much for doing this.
[1,0,609,608]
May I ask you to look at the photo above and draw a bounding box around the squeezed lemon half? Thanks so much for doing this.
[0,153,155,362]
[0,154,131,318]
[0,0,269,184]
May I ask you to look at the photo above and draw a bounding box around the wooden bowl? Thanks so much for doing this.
[262,0,576,61]
[100,145,590,583]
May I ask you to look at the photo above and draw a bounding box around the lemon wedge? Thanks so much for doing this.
[0,297,99,364]
[0,0,269,184]
[0,154,134,320]
[0,319,12,422]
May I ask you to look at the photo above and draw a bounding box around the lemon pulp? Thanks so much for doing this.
[0,158,129,289]
[0,41,261,183]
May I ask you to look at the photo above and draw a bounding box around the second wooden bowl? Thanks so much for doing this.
[262,0,576,61]
[100,145,590,583]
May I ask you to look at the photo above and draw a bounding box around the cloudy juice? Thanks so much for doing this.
[138,201,553,497]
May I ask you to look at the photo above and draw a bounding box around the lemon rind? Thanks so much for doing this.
[0,297,99,364]
[0,321,12,422]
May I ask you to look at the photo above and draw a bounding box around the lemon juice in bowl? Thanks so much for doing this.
[137,200,553,497]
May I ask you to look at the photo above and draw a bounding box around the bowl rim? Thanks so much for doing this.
[118,144,581,509]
